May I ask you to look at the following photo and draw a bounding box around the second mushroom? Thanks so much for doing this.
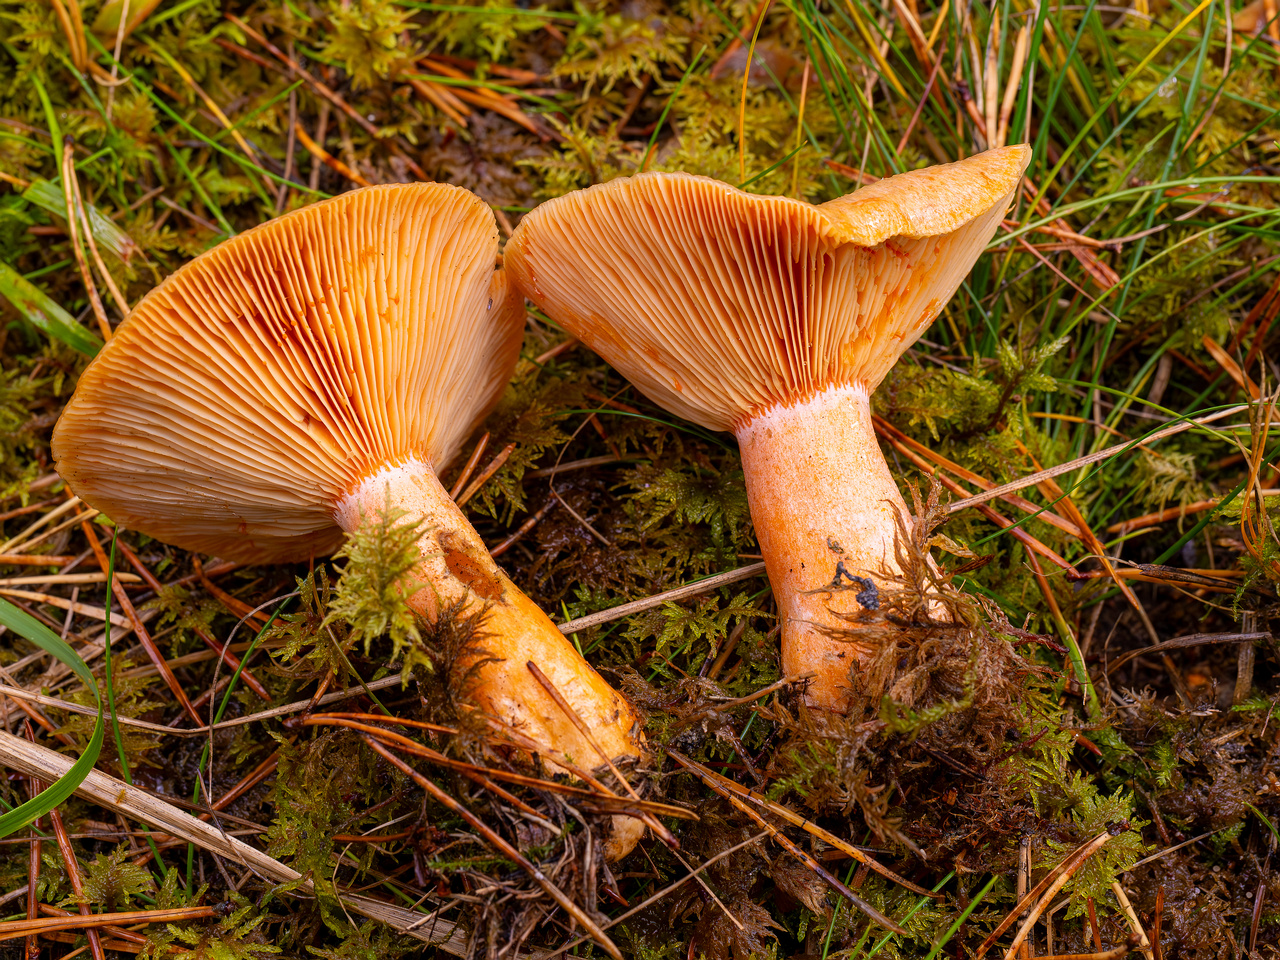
[506,146,1032,712]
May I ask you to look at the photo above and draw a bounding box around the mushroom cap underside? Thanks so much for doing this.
[52,182,524,564]
[506,145,1031,433]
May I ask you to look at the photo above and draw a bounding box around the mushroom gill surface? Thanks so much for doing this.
[507,147,1032,711]
[54,182,520,564]
[506,146,1030,434]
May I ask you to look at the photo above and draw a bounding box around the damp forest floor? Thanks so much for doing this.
[1,0,1280,957]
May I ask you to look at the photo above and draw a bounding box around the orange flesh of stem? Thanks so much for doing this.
[736,384,927,712]
[335,459,646,858]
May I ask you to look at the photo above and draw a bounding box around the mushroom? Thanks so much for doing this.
[505,146,1032,712]
[52,182,647,856]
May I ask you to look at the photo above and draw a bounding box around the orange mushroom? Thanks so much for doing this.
[52,183,646,857]
[506,146,1032,712]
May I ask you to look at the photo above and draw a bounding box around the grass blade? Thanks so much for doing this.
[0,598,105,838]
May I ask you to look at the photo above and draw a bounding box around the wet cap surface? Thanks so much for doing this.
[53,183,524,563]
[507,146,1031,432]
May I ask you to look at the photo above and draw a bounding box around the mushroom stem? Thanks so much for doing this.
[334,459,646,856]
[735,384,925,712]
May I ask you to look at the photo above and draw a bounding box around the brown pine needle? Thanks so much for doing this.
[116,542,271,702]
[526,660,642,802]
[668,749,907,934]
[457,442,515,506]
[49,0,86,70]
[80,518,203,726]
[0,907,219,942]
[874,416,1083,538]
[449,432,490,500]
[47,800,105,960]
[193,555,270,625]
[491,498,557,558]
[1106,491,1279,534]
[1202,335,1260,399]
[404,76,471,127]
[526,659,678,847]
[293,121,372,187]
[226,14,380,139]
[364,737,625,960]
[666,748,938,897]
[302,715,696,821]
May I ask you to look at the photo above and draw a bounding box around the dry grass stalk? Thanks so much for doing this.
[67,154,130,319]
[996,24,1030,147]
[0,573,139,586]
[558,562,767,634]
[1,510,98,557]
[143,38,275,196]
[0,590,130,628]
[0,497,88,554]
[0,732,468,953]
[947,402,1253,514]
[1110,882,1154,960]
[58,142,112,341]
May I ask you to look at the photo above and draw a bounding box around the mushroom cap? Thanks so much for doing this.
[52,183,525,564]
[506,146,1031,432]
